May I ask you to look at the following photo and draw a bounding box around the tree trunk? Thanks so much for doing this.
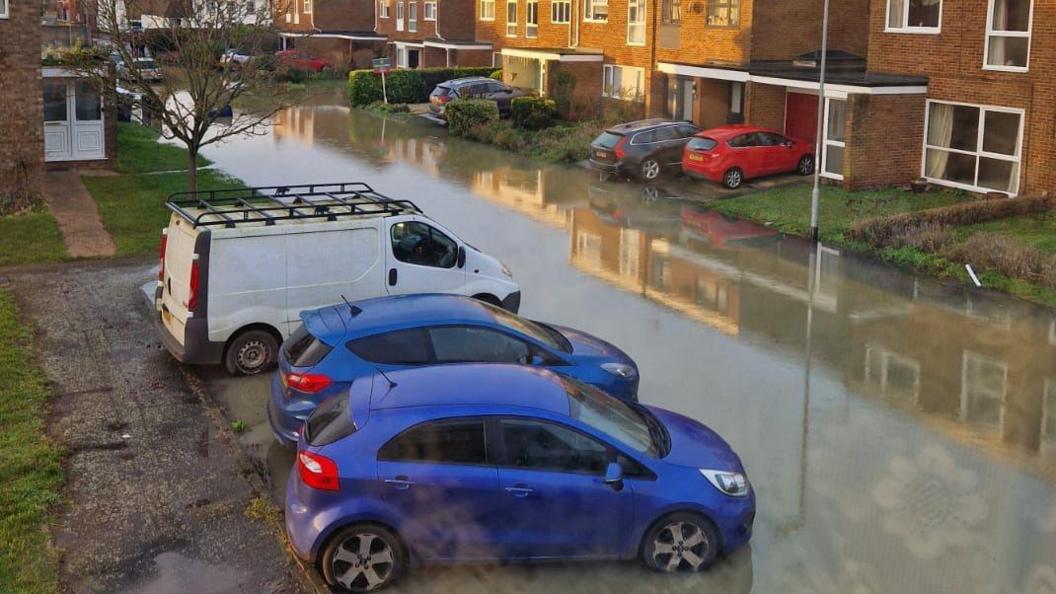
[187,150,198,193]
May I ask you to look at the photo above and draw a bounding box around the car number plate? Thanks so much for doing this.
[689,154,704,162]
[595,150,608,159]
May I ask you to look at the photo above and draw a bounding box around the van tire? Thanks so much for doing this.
[224,329,279,376]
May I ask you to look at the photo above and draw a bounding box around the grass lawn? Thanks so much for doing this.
[85,169,244,256]
[958,211,1056,255]
[0,289,63,594]
[0,210,68,268]
[115,122,211,174]
[711,184,971,246]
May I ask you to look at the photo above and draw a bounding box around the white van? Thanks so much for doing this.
[147,183,520,375]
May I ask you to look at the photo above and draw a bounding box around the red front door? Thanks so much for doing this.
[785,92,818,146]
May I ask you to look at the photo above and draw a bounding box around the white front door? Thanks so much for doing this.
[43,80,105,162]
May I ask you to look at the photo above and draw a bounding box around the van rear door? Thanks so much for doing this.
[384,217,466,297]
[159,215,200,347]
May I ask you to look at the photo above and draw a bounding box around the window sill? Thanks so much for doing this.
[883,27,940,35]
[583,18,608,23]
[424,17,436,21]
[820,171,844,181]
[924,176,1018,197]
[982,65,1029,73]
[480,17,495,21]
[626,41,646,47]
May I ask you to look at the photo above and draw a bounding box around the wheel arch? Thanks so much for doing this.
[636,506,724,559]
[314,516,413,569]
[222,322,284,361]
[471,293,502,307]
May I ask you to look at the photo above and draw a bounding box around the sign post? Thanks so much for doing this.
[372,57,393,104]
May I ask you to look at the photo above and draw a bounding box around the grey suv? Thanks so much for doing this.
[429,77,526,119]
[590,119,701,181]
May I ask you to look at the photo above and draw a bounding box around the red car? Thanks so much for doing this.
[681,125,815,189]
[275,50,333,73]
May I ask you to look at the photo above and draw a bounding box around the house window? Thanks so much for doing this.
[627,0,645,45]
[985,0,1031,71]
[397,46,407,67]
[661,0,681,24]
[380,0,390,17]
[706,0,738,26]
[551,0,570,23]
[1,0,9,18]
[886,0,941,32]
[409,1,417,31]
[506,0,517,35]
[822,98,847,179]
[960,351,1007,427]
[584,0,607,21]
[865,346,921,402]
[602,65,645,102]
[924,100,1023,194]
[303,0,311,13]
[424,0,436,19]
[525,0,538,36]
[480,0,494,19]
[397,0,404,29]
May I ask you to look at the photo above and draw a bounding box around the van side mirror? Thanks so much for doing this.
[457,246,466,268]
[604,462,624,491]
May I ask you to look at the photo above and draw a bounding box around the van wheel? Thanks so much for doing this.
[224,330,278,376]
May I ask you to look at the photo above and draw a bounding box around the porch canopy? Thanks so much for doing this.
[279,30,386,41]
[423,38,492,51]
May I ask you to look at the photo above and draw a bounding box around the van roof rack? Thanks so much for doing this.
[165,182,423,228]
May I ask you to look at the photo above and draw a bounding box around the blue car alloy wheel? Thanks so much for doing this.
[284,364,754,592]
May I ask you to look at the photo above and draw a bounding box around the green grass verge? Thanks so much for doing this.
[85,170,244,256]
[957,211,1056,255]
[115,122,211,174]
[0,210,68,267]
[0,289,63,594]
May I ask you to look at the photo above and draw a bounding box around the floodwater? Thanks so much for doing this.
[198,94,1056,593]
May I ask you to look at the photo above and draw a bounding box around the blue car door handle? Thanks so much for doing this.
[505,485,534,497]
[385,476,415,490]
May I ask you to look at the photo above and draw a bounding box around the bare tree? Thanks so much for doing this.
[77,0,299,190]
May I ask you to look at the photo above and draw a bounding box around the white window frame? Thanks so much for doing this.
[983,0,1033,72]
[0,0,8,19]
[821,97,847,181]
[396,46,407,68]
[303,0,312,14]
[602,64,645,102]
[551,0,570,23]
[409,0,417,31]
[885,0,941,34]
[396,0,404,29]
[525,0,538,36]
[480,0,495,19]
[864,345,922,402]
[424,0,436,20]
[922,99,1025,196]
[584,0,608,22]
[960,350,1008,429]
[506,0,517,36]
[627,0,646,45]
[380,0,390,17]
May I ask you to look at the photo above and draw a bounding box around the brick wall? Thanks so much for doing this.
[744,82,784,131]
[0,0,44,202]
[843,93,926,189]
[301,37,383,68]
[548,61,603,118]
[753,0,870,60]
[867,0,1056,195]
[436,0,480,40]
[278,0,375,33]
[376,0,439,41]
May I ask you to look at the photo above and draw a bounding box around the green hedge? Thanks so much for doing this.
[348,67,497,106]
[446,99,499,136]
[489,69,503,80]
[511,96,558,130]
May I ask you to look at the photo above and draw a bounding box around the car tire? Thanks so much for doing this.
[797,154,815,176]
[224,329,278,376]
[321,524,406,593]
[722,167,744,190]
[640,512,719,574]
[639,158,662,182]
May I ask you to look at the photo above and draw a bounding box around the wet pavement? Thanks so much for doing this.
[1,262,308,594]
[142,97,1056,591]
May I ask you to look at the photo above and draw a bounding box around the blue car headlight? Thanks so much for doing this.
[601,362,637,380]
[700,469,749,497]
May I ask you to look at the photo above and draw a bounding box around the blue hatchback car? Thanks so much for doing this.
[286,364,754,592]
[268,294,639,446]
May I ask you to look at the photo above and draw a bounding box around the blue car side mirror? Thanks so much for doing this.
[604,462,624,491]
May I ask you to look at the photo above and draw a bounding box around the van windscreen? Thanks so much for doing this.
[285,324,334,367]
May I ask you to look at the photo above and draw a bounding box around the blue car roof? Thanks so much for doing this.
[301,294,501,345]
[369,364,572,416]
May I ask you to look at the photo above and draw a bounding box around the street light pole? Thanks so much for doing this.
[809,0,831,243]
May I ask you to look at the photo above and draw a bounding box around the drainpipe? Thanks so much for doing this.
[435,1,446,41]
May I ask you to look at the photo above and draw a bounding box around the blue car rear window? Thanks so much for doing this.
[285,324,334,367]
[306,393,357,446]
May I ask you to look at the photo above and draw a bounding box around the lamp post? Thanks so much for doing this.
[809,0,831,243]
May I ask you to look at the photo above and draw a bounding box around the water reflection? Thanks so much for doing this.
[204,103,1056,593]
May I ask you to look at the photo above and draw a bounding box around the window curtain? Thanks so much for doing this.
[925,103,954,178]
[991,0,1009,65]
[888,0,905,27]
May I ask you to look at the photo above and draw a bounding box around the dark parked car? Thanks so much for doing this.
[428,77,526,119]
[590,119,701,182]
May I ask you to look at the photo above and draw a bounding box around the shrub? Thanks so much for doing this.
[946,233,1056,288]
[275,65,308,84]
[489,69,503,80]
[347,67,496,106]
[368,101,410,114]
[446,99,499,136]
[511,96,558,131]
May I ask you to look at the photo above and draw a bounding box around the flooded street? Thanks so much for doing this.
[200,95,1056,593]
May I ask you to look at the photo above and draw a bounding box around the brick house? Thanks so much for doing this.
[374,0,493,68]
[276,0,386,69]
[475,0,657,117]
[0,0,44,200]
